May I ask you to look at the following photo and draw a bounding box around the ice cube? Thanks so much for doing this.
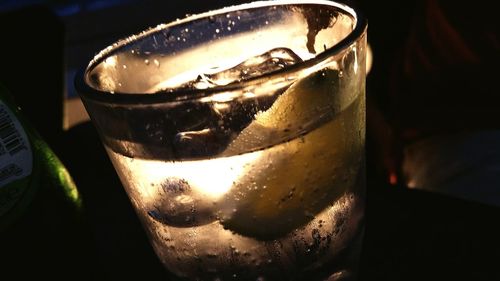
[173,47,303,90]
[202,47,302,87]
[138,48,305,160]
[147,177,216,227]
[173,128,229,158]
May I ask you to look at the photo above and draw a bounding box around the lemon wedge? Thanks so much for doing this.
[219,69,365,240]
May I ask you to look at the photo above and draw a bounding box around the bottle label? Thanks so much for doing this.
[0,101,33,216]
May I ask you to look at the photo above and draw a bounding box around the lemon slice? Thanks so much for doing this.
[219,69,365,240]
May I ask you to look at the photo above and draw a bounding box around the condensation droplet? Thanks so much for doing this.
[154,59,160,67]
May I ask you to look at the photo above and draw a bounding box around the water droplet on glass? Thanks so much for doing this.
[154,59,160,67]
[215,28,220,33]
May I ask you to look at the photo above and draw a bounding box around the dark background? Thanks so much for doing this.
[1,0,499,280]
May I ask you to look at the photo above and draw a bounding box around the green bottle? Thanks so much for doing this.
[0,83,98,279]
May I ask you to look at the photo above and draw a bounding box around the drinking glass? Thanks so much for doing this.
[75,1,367,280]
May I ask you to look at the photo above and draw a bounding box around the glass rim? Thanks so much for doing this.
[75,0,367,105]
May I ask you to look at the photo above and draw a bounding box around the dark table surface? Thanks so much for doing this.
[3,118,500,281]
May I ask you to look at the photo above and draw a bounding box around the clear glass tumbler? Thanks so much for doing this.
[75,1,367,280]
